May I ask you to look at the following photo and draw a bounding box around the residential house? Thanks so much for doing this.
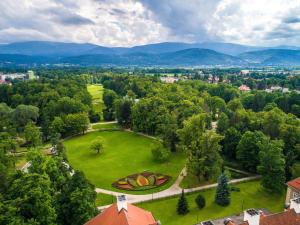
[286,177,300,204]
[240,70,250,75]
[222,202,300,225]
[198,177,300,225]
[239,85,251,92]
[160,76,179,83]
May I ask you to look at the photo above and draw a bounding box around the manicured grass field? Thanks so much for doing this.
[87,84,104,119]
[96,193,115,206]
[64,130,186,194]
[137,181,285,225]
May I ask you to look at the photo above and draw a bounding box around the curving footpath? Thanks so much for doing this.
[96,167,260,210]
[89,122,260,210]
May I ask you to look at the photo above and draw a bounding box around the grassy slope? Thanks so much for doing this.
[87,84,104,118]
[64,130,186,194]
[137,181,285,225]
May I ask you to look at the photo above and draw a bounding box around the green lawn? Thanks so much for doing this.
[92,122,119,130]
[137,181,285,225]
[87,84,104,119]
[180,168,248,189]
[96,193,116,206]
[64,130,186,194]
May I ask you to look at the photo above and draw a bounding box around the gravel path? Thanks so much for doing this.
[96,170,260,210]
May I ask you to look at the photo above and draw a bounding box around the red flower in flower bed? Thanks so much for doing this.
[156,178,167,186]
[118,183,133,190]
[112,172,171,191]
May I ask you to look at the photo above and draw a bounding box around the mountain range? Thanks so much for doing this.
[0,41,300,67]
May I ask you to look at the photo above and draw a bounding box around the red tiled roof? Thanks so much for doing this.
[260,209,300,225]
[239,222,249,225]
[287,177,300,191]
[85,203,157,225]
[236,209,300,225]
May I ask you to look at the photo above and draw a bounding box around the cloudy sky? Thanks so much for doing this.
[1,0,300,46]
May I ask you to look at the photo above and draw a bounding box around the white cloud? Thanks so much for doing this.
[0,0,300,46]
[209,0,300,46]
[0,0,169,46]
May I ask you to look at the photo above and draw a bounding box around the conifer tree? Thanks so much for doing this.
[177,190,189,215]
[215,173,230,206]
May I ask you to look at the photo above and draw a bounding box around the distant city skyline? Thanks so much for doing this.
[1,0,300,47]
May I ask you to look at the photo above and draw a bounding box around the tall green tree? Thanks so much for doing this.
[236,131,268,173]
[263,107,285,139]
[157,113,178,152]
[57,171,97,225]
[179,115,223,181]
[217,112,229,134]
[215,173,230,206]
[177,113,207,150]
[279,123,300,180]
[177,190,189,215]
[24,122,42,147]
[115,98,133,128]
[49,116,65,137]
[0,103,13,132]
[258,139,286,193]
[90,139,104,154]
[7,173,57,225]
[222,127,241,160]
[12,104,39,131]
[103,89,118,121]
[0,145,12,193]
[64,113,90,135]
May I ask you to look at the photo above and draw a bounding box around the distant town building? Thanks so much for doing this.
[214,76,220,83]
[270,86,282,92]
[264,86,292,93]
[239,85,251,92]
[160,76,179,83]
[0,73,27,82]
[282,88,290,93]
[85,195,159,225]
[27,70,37,80]
[240,70,250,75]
[0,71,37,84]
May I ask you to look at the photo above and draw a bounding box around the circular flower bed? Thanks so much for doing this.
[112,172,171,191]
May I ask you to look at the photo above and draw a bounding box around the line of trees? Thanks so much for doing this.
[100,74,300,194]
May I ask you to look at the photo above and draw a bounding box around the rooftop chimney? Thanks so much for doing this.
[223,218,235,225]
[244,209,260,225]
[290,198,300,214]
[117,195,127,212]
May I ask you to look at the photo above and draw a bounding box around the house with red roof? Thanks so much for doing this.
[239,85,251,92]
[222,203,300,225]
[199,177,300,225]
[85,195,159,225]
[286,177,300,204]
